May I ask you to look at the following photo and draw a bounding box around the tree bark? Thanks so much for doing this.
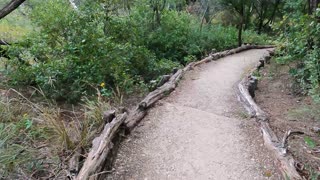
[238,5,244,47]
[238,20,243,47]
[76,113,127,180]
[0,0,26,20]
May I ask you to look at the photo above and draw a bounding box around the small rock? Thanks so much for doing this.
[311,127,320,133]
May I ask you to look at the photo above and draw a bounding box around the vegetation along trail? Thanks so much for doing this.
[109,49,280,179]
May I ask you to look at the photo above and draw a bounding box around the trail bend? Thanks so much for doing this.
[109,49,280,180]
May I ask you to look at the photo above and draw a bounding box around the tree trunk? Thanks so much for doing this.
[263,0,280,28]
[258,18,263,34]
[238,20,243,47]
[0,0,26,20]
[308,0,312,14]
[238,5,244,47]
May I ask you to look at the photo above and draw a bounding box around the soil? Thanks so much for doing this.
[255,62,320,178]
[107,49,283,179]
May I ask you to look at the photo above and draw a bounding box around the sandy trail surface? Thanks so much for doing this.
[109,49,281,180]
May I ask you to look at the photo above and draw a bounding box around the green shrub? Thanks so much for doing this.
[273,3,320,101]
[243,30,271,45]
[6,0,265,102]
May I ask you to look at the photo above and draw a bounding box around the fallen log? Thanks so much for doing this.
[193,45,274,67]
[238,76,268,121]
[157,74,171,87]
[260,122,302,179]
[237,50,303,179]
[124,69,183,131]
[75,113,127,180]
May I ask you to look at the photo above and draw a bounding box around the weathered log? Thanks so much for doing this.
[183,62,195,71]
[142,69,182,108]
[193,45,274,68]
[238,77,268,121]
[237,50,303,179]
[124,69,183,131]
[193,56,213,66]
[157,75,171,87]
[124,108,148,134]
[260,122,302,179]
[75,113,127,180]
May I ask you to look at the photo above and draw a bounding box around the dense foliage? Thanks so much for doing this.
[2,0,320,179]
[274,0,320,101]
[1,1,267,178]
[4,0,266,102]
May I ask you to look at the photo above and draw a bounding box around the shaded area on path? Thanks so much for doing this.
[108,49,282,179]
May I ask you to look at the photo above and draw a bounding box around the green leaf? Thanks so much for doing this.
[25,119,33,130]
[304,136,316,148]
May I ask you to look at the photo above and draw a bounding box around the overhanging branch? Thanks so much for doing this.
[0,0,26,20]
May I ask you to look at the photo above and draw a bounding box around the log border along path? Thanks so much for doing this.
[68,45,303,180]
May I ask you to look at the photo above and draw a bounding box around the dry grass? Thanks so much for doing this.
[0,88,111,179]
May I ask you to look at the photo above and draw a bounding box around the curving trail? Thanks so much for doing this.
[109,49,281,180]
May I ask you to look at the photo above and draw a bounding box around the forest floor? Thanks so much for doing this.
[256,62,320,178]
[107,49,283,179]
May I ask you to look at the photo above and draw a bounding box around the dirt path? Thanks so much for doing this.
[109,49,281,179]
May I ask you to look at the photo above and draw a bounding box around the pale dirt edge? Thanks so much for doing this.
[237,49,303,180]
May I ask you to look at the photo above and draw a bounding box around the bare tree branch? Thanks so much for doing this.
[0,0,26,20]
[69,0,79,11]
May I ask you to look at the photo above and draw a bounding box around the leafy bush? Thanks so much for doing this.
[243,30,271,45]
[0,88,113,179]
[6,0,264,102]
[273,2,320,101]
[6,1,167,102]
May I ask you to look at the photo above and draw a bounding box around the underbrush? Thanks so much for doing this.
[4,0,267,103]
[273,4,320,102]
[0,4,32,42]
[0,1,273,178]
[0,88,111,179]
[256,59,320,179]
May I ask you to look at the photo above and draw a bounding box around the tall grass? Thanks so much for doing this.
[0,88,111,179]
[0,4,33,42]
